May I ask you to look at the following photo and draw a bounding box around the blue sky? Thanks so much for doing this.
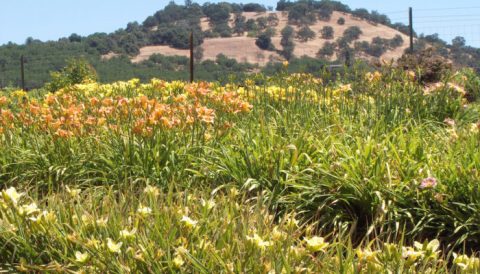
[1,0,480,47]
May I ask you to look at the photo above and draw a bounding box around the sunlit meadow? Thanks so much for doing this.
[1,65,480,273]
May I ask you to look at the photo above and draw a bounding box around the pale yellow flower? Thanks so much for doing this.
[181,215,198,229]
[285,214,299,229]
[305,236,329,252]
[107,238,122,253]
[120,228,137,240]
[19,203,39,216]
[246,233,272,250]
[85,238,101,249]
[407,70,416,81]
[96,217,109,227]
[356,248,380,263]
[2,187,23,205]
[173,255,184,268]
[271,226,287,241]
[229,187,239,197]
[402,246,424,261]
[75,251,89,263]
[137,205,152,217]
[453,253,480,271]
[65,186,81,198]
[29,210,57,224]
[470,123,479,134]
[144,185,160,197]
[200,198,216,210]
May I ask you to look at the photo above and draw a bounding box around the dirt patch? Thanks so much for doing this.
[101,52,120,61]
[131,46,190,63]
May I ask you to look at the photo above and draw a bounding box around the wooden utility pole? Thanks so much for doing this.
[189,32,194,83]
[20,55,25,90]
[409,7,414,53]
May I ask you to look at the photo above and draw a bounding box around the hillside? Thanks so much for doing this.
[129,11,410,65]
[0,0,478,89]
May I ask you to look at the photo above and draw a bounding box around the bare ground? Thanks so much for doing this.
[109,11,411,65]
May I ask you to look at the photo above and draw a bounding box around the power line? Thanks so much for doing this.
[413,14,480,19]
[414,19,480,24]
[414,6,480,11]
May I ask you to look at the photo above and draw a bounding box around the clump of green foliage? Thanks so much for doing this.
[46,59,97,92]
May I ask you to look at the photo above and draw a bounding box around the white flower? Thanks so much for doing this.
[96,217,109,227]
[2,187,23,205]
[75,251,89,263]
[65,186,81,198]
[200,198,216,210]
[137,205,152,216]
[246,233,272,250]
[305,236,329,252]
[180,215,198,229]
[144,185,160,197]
[107,238,122,253]
[173,255,184,268]
[120,228,137,240]
[19,203,39,216]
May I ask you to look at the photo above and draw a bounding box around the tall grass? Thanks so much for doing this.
[0,66,479,272]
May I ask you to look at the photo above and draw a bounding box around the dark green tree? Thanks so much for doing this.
[343,26,362,42]
[280,26,295,60]
[256,33,274,50]
[317,42,336,58]
[233,13,247,35]
[321,26,334,39]
[296,26,316,42]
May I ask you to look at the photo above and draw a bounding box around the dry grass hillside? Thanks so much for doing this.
[129,11,410,65]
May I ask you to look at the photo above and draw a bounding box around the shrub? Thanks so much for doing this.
[337,17,345,25]
[296,26,316,42]
[242,3,266,12]
[288,2,317,25]
[203,3,232,25]
[267,14,279,26]
[68,33,82,43]
[46,59,97,92]
[354,37,393,57]
[256,17,268,30]
[213,23,233,38]
[194,46,204,62]
[336,37,350,48]
[317,8,333,21]
[264,27,276,37]
[366,43,386,57]
[143,16,158,28]
[203,30,219,38]
[149,26,204,49]
[390,34,404,48]
[397,48,452,83]
[452,36,466,48]
[245,19,258,31]
[256,33,275,50]
[343,26,362,42]
[321,26,334,40]
[317,42,336,58]
[354,41,369,52]
[280,26,295,60]
[233,13,247,35]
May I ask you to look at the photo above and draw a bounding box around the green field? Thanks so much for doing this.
[0,65,479,273]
